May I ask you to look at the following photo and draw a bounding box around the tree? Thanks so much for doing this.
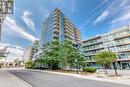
[59,40,73,70]
[14,58,19,67]
[0,47,8,68]
[0,47,8,59]
[42,39,61,70]
[35,39,86,71]
[24,60,35,69]
[94,51,117,75]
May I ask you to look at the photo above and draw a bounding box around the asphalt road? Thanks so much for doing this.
[8,69,130,87]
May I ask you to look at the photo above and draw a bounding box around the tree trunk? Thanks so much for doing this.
[71,63,73,71]
[104,64,108,75]
[113,62,118,75]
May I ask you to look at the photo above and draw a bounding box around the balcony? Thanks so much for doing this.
[118,48,130,53]
[116,41,130,46]
[54,17,59,21]
[114,34,130,40]
[84,46,104,52]
[85,53,96,56]
[65,29,74,37]
[54,21,59,25]
[54,24,59,29]
[83,40,102,47]
[53,34,59,38]
[54,13,59,18]
[65,33,74,40]
[54,29,59,34]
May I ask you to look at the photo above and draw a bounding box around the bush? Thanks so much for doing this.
[24,60,35,69]
[82,67,97,73]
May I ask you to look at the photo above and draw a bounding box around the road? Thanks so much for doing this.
[7,69,130,87]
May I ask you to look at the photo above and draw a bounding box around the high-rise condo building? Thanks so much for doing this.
[23,40,39,61]
[40,8,81,47]
[82,25,130,69]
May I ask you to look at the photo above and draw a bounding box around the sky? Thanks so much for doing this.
[1,0,130,61]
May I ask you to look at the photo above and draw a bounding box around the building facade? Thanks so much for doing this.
[82,25,130,69]
[23,40,39,61]
[40,8,81,48]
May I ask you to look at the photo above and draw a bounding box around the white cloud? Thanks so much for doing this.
[119,0,129,7]
[0,43,24,62]
[3,16,38,42]
[110,0,130,27]
[79,0,108,28]
[93,10,109,24]
[111,12,130,23]
[21,10,35,31]
[93,0,118,24]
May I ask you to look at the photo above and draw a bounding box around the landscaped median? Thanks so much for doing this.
[26,68,130,86]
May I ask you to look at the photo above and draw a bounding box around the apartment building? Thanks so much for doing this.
[23,40,39,61]
[82,25,130,69]
[40,8,81,48]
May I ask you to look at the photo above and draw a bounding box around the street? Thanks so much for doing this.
[7,69,130,87]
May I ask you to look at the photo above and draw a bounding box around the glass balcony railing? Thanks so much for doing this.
[83,40,102,46]
[84,46,104,51]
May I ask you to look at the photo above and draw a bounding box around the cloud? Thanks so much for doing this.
[3,16,38,42]
[79,0,109,28]
[93,0,130,25]
[93,10,109,25]
[0,42,23,50]
[0,43,24,62]
[93,0,118,24]
[111,12,130,23]
[21,10,35,31]
[119,0,129,7]
[110,0,130,27]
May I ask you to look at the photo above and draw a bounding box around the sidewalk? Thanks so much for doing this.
[27,69,130,86]
[0,69,32,87]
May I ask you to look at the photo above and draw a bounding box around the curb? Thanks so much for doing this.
[5,70,32,87]
[26,69,130,86]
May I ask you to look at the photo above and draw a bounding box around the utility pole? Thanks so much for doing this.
[73,44,79,74]
[0,0,14,42]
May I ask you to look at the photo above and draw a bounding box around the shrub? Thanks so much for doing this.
[82,67,97,73]
[24,60,35,69]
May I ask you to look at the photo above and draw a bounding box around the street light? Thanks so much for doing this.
[73,44,79,74]
[0,0,14,42]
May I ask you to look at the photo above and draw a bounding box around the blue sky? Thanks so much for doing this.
[1,0,130,61]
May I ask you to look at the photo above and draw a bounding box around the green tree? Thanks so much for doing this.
[94,51,117,75]
[59,40,86,71]
[0,47,8,59]
[59,40,74,70]
[35,39,86,71]
[24,60,35,69]
[14,58,19,67]
[43,39,61,70]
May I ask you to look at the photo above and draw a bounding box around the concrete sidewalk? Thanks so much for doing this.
[27,69,130,86]
[0,69,32,87]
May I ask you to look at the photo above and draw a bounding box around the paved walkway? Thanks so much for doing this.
[27,69,130,86]
[0,69,31,87]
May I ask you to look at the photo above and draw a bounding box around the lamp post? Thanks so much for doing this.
[0,0,14,42]
[73,44,79,74]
